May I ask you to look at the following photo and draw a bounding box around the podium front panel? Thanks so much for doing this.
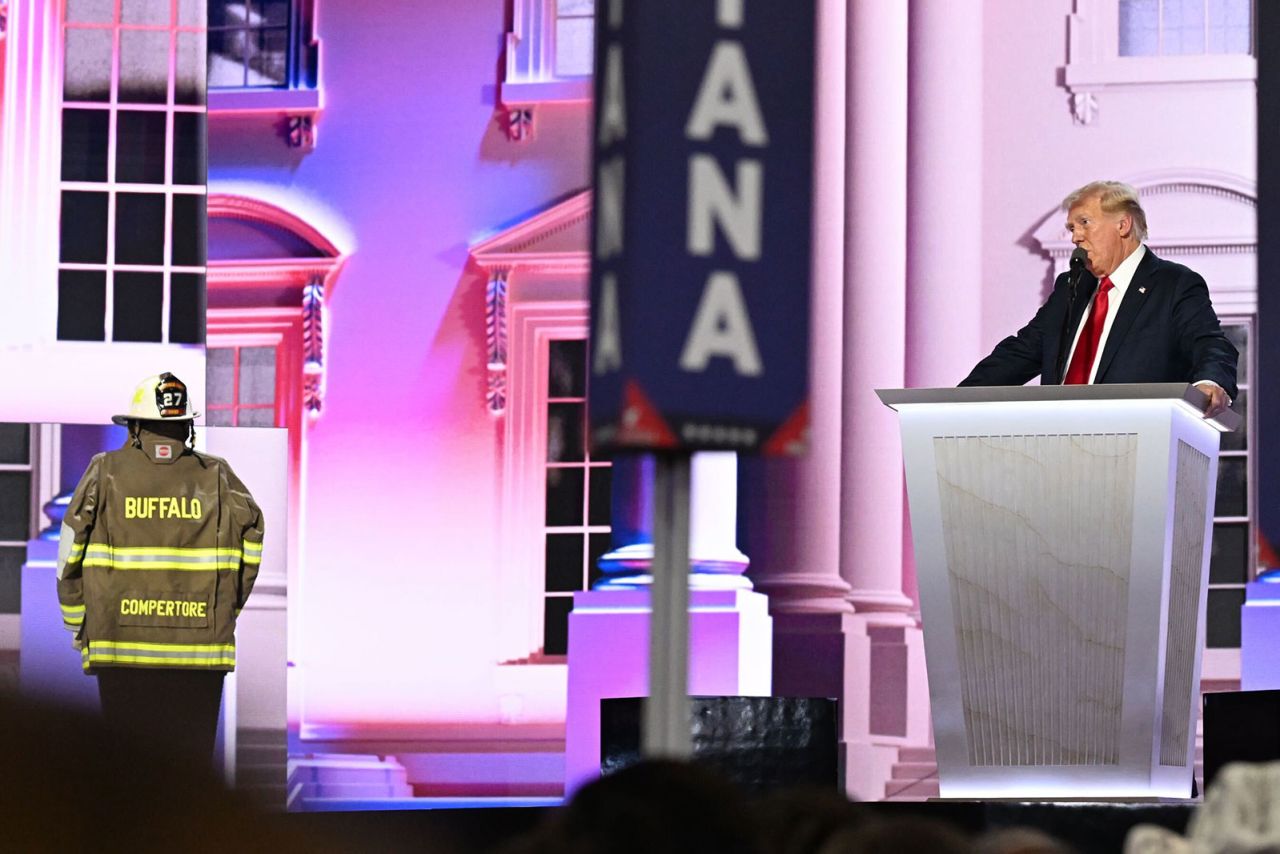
[933,431,1136,768]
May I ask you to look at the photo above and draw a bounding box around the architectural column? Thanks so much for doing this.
[737,0,906,804]
[835,0,916,798]
[686,453,749,582]
[841,0,913,626]
[597,453,655,578]
[745,0,852,618]
[1,3,9,111]
[739,0,895,800]
[905,0,984,391]
[0,0,61,347]
[599,452,748,587]
[872,0,986,749]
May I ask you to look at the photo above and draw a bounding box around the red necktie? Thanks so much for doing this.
[1064,277,1114,385]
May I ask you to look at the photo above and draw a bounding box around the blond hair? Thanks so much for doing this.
[1061,180,1148,242]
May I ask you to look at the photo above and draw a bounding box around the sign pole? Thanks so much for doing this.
[642,451,693,758]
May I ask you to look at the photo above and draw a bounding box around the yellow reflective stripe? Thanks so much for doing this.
[82,558,239,571]
[85,546,242,558]
[91,641,234,653]
[242,540,263,554]
[86,654,236,667]
[60,602,85,627]
[83,640,236,668]
[82,546,251,570]
[68,542,86,559]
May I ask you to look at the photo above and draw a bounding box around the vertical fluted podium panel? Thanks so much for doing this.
[934,433,1137,768]
[880,386,1232,800]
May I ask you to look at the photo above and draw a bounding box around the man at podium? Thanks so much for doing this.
[960,180,1236,419]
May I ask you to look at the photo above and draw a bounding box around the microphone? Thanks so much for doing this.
[1056,247,1091,383]
[1068,246,1088,293]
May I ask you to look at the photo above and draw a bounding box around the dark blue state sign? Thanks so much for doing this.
[589,0,815,456]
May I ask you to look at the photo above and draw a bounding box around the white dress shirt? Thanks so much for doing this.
[1063,244,1145,384]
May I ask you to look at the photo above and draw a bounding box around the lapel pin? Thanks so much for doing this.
[1138,287,1146,294]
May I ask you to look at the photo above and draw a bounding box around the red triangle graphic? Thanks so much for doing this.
[1260,532,1279,569]
[618,380,679,448]
[761,399,809,456]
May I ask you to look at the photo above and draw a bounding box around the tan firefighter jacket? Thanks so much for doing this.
[56,430,264,673]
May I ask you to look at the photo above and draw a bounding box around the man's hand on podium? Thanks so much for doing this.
[1194,381,1230,420]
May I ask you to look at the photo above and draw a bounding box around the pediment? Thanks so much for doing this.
[1030,171,1256,262]
[470,189,591,274]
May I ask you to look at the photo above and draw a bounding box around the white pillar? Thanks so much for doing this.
[873,0,986,750]
[745,0,850,610]
[831,0,919,799]
[841,0,913,627]
[688,452,749,579]
[0,0,62,346]
[740,0,891,801]
[599,452,748,587]
[906,0,983,396]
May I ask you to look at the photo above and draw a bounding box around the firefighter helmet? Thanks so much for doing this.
[111,373,200,425]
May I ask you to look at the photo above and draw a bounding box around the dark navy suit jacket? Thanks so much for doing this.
[960,248,1238,399]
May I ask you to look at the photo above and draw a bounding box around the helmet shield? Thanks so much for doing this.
[111,372,200,425]
[155,373,189,418]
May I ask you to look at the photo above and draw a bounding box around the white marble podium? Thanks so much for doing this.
[879,384,1240,799]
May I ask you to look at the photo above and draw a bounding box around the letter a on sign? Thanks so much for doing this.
[685,42,769,146]
[678,271,763,376]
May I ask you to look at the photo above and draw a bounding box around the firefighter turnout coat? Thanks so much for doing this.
[56,431,264,673]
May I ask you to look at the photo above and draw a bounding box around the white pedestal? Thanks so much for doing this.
[1242,580,1280,691]
[882,384,1233,799]
[563,587,772,794]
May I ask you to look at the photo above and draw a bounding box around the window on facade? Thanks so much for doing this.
[59,0,207,344]
[207,0,291,89]
[1205,319,1253,648]
[542,338,611,656]
[554,0,595,78]
[207,345,280,427]
[0,425,35,615]
[1119,0,1252,56]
